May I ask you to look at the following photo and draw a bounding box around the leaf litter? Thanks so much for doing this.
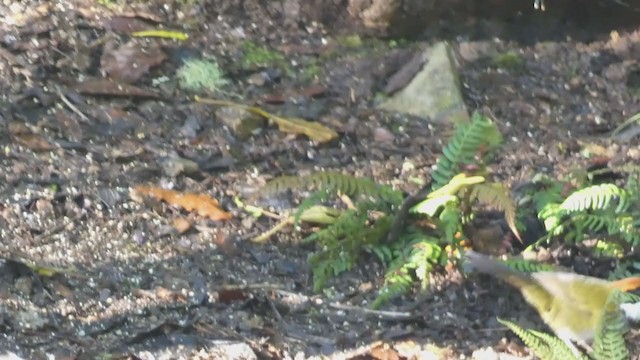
[0,0,640,359]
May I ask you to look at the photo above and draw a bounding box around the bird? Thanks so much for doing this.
[464,250,640,355]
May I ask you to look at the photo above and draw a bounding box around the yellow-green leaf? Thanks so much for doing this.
[132,30,189,41]
[195,97,338,143]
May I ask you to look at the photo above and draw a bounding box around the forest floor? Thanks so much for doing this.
[0,0,640,359]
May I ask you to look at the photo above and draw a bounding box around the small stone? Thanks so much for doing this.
[373,127,394,143]
[99,288,111,302]
[457,41,496,63]
[602,62,628,81]
[14,276,33,296]
[379,42,469,123]
[246,72,267,86]
[159,154,200,177]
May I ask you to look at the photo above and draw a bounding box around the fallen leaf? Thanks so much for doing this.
[215,288,247,303]
[133,185,232,221]
[132,29,189,41]
[369,342,401,360]
[268,115,337,143]
[8,122,56,151]
[101,41,167,83]
[196,97,338,143]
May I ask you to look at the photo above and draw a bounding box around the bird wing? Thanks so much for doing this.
[532,272,610,304]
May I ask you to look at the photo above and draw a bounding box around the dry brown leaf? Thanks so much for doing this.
[369,342,401,360]
[108,16,154,33]
[262,84,326,104]
[100,41,166,83]
[8,122,56,151]
[270,115,337,143]
[196,97,338,143]
[215,288,248,303]
[133,185,232,221]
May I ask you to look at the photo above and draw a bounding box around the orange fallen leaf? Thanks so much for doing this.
[133,185,232,221]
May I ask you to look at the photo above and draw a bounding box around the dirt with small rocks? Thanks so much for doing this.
[1,0,640,359]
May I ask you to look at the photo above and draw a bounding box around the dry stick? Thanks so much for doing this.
[284,328,335,347]
[266,296,284,323]
[56,87,92,123]
[253,216,293,243]
[216,283,286,291]
[329,302,413,320]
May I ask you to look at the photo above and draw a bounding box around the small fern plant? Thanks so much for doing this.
[254,112,520,307]
[254,171,404,293]
[372,113,518,307]
[529,167,640,249]
[411,112,519,239]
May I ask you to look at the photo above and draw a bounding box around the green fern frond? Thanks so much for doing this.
[372,235,442,308]
[502,258,559,273]
[497,318,583,360]
[531,181,564,214]
[258,171,402,204]
[307,200,394,292]
[592,290,629,360]
[438,204,463,244]
[560,184,629,214]
[536,179,640,246]
[470,182,520,240]
[431,112,502,189]
[372,274,413,309]
[618,291,640,304]
[609,260,640,281]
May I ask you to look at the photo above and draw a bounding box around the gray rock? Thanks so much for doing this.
[379,42,469,124]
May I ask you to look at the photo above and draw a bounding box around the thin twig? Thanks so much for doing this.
[329,302,413,320]
[216,283,286,291]
[57,87,91,123]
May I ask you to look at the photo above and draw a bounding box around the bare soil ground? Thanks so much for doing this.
[1,0,640,358]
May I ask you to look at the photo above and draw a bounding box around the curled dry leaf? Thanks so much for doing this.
[132,185,232,221]
[100,41,167,83]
